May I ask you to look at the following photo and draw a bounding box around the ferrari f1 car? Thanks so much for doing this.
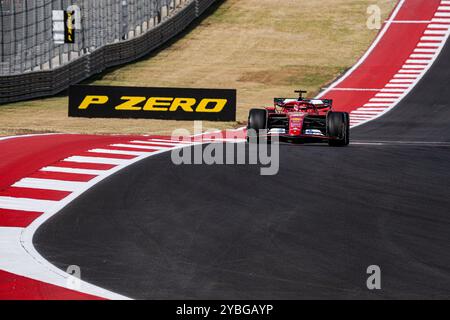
[246,90,349,146]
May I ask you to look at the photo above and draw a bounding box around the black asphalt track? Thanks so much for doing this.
[34,41,450,299]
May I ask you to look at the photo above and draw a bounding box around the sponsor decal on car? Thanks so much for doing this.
[304,129,324,136]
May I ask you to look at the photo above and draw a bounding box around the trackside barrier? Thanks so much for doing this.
[0,0,218,104]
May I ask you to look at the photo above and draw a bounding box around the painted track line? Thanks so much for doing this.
[0,197,58,212]
[130,140,189,146]
[145,138,193,144]
[13,178,87,192]
[110,143,169,150]
[40,166,109,175]
[64,156,130,165]
[88,148,149,156]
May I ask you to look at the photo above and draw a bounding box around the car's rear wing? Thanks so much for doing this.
[274,98,333,106]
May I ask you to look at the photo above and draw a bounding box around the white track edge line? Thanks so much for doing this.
[0,133,66,142]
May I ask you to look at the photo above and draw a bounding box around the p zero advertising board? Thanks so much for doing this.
[69,85,236,121]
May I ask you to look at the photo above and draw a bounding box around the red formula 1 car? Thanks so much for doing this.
[246,90,350,146]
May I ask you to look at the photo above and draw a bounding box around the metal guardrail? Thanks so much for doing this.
[0,0,217,104]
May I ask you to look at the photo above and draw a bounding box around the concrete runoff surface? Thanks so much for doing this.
[34,28,450,300]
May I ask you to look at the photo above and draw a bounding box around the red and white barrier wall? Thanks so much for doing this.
[0,0,448,300]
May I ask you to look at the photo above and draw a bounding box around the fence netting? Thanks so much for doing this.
[0,0,183,75]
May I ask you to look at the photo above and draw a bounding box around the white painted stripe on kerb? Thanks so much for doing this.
[424,30,448,35]
[352,110,383,115]
[369,98,397,102]
[435,12,450,17]
[350,115,375,119]
[431,18,450,23]
[355,108,386,111]
[386,83,411,88]
[0,197,57,212]
[350,116,368,118]
[146,139,193,144]
[111,143,168,150]
[350,116,374,120]
[394,74,418,78]
[438,6,450,11]
[89,148,147,156]
[414,48,438,53]
[64,156,127,165]
[402,63,427,68]
[375,93,403,97]
[380,88,406,92]
[406,59,430,64]
[40,166,107,176]
[398,69,423,73]
[202,138,247,142]
[390,79,415,83]
[428,23,450,28]
[421,36,445,41]
[350,112,375,116]
[417,42,441,47]
[129,140,177,146]
[13,178,86,192]
[364,103,393,107]
[350,120,376,123]
[410,53,435,58]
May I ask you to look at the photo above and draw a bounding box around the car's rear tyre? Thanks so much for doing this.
[327,112,349,147]
[247,109,268,144]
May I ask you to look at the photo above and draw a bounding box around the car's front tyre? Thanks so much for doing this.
[247,109,268,144]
